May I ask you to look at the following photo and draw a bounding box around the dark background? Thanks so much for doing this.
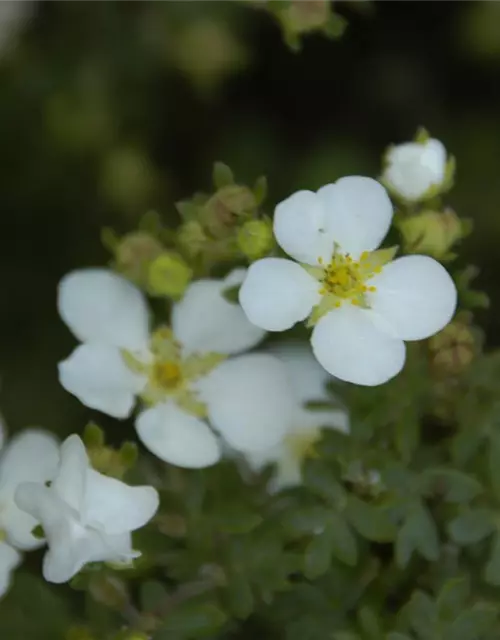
[0,0,499,436]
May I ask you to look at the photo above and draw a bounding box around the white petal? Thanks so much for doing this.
[51,435,89,512]
[269,342,332,404]
[135,403,221,469]
[0,414,5,451]
[311,305,406,386]
[172,269,265,356]
[200,353,294,452]
[272,452,303,492]
[239,258,320,332]
[274,190,334,264]
[0,429,59,489]
[0,541,21,598]
[83,469,159,534]
[385,140,447,201]
[317,177,393,257]
[368,255,457,341]
[0,430,60,550]
[296,406,350,435]
[58,344,146,419]
[58,269,150,350]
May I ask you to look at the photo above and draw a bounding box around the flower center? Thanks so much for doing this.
[318,251,379,306]
[152,361,183,391]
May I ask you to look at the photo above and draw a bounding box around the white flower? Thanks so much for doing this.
[15,435,159,584]
[0,423,59,598]
[244,343,349,491]
[239,177,457,386]
[383,138,447,201]
[58,269,294,468]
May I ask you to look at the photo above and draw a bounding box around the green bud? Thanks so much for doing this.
[177,221,207,258]
[115,231,164,286]
[428,316,477,377]
[147,252,193,299]
[237,218,274,260]
[398,209,467,260]
[201,185,258,238]
[83,422,105,449]
[283,0,331,34]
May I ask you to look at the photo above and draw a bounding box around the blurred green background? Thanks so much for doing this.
[0,0,499,438]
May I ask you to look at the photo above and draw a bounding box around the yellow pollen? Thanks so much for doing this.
[319,250,377,307]
[153,361,182,391]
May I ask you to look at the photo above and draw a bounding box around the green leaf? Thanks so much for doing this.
[224,570,254,620]
[345,496,397,542]
[329,513,358,567]
[302,458,346,505]
[213,162,234,189]
[155,602,228,638]
[212,504,263,534]
[436,577,470,622]
[281,505,332,535]
[444,603,498,640]
[304,527,334,580]
[485,532,500,586]
[420,468,482,503]
[140,580,168,611]
[358,606,382,639]
[406,590,437,639]
[253,175,268,205]
[395,503,439,568]
[448,509,496,545]
[488,431,500,500]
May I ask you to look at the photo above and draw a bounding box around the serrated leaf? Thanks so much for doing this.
[155,602,227,638]
[488,431,500,500]
[213,162,234,189]
[345,496,397,542]
[485,532,500,586]
[436,577,470,622]
[421,468,482,503]
[329,513,358,567]
[302,458,345,505]
[396,503,439,568]
[448,509,496,545]
[444,603,498,640]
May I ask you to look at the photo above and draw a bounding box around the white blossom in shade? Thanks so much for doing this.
[15,435,159,584]
[58,269,291,468]
[239,176,457,386]
[243,343,349,491]
[0,541,21,599]
[0,429,59,550]
[383,138,447,202]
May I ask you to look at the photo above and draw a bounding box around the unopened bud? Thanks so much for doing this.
[398,209,467,260]
[115,232,164,286]
[147,252,192,299]
[202,185,257,238]
[237,219,274,260]
[428,316,477,376]
[177,221,206,258]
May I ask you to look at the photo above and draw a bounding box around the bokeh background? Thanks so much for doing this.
[0,0,499,446]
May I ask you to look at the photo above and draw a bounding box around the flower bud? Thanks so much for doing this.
[177,221,207,258]
[115,231,164,286]
[398,209,467,260]
[382,135,451,202]
[237,219,274,260]
[147,252,193,299]
[428,316,477,377]
[201,185,257,238]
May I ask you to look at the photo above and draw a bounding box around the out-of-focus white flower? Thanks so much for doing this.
[15,434,159,584]
[383,138,447,202]
[58,269,295,468]
[0,1,32,57]
[244,343,348,491]
[239,177,457,386]
[0,422,59,597]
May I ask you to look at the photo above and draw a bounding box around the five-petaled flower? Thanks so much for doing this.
[58,269,296,468]
[243,343,349,492]
[239,176,457,386]
[15,434,159,584]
